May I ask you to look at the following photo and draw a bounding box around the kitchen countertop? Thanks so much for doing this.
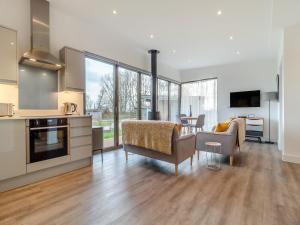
[0,114,92,120]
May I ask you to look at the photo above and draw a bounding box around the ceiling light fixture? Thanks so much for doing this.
[217,10,222,15]
[150,34,154,39]
[10,42,15,46]
[112,10,117,15]
[172,50,176,54]
[236,50,240,55]
[229,36,234,40]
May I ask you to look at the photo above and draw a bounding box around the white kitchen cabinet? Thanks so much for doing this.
[60,47,85,91]
[0,26,17,84]
[0,120,26,181]
[69,117,92,161]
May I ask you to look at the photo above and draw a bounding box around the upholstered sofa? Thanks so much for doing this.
[122,121,195,176]
[195,121,241,166]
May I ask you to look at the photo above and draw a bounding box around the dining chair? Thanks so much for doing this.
[177,114,190,134]
[190,114,205,133]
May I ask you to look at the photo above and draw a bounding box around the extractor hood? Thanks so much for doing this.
[19,0,63,71]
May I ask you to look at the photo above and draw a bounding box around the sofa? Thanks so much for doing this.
[122,121,195,176]
[195,121,241,166]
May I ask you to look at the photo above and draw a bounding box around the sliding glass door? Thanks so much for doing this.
[181,79,217,130]
[86,56,181,149]
[170,83,179,122]
[85,58,115,148]
[158,79,169,121]
[141,74,152,120]
[118,67,138,144]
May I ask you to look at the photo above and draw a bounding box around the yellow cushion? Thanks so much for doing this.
[214,122,230,132]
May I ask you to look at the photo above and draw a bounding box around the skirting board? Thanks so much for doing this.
[282,154,300,164]
[0,157,92,193]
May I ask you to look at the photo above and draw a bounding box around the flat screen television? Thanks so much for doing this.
[230,90,260,108]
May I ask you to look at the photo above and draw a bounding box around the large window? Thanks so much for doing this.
[85,54,181,149]
[170,83,179,122]
[181,79,218,130]
[158,79,169,121]
[85,58,115,148]
[141,74,152,120]
[118,68,138,144]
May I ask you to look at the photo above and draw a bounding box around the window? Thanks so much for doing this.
[158,79,169,121]
[181,79,217,130]
[85,58,115,148]
[141,74,152,120]
[118,67,138,144]
[170,83,179,122]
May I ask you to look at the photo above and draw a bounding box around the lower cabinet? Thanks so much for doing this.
[69,117,92,161]
[0,120,26,181]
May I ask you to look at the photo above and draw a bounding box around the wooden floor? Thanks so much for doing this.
[1,143,300,225]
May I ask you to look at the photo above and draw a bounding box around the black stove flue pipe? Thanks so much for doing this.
[148,49,160,120]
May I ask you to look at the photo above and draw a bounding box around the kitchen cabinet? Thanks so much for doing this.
[0,120,26,181]
[60,47,85,91]
[69,117,92,161]
[0,26,17,84]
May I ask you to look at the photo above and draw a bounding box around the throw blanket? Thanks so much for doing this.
[230,118,246,146]
[122,120,176,155]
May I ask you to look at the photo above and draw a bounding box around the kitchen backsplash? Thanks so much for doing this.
[0,83,84,116]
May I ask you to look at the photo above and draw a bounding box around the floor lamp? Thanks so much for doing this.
[263,92,278,144]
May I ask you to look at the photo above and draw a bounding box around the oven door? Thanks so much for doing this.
[29,126,68,163]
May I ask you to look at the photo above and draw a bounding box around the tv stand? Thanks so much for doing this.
[244,117,264,143]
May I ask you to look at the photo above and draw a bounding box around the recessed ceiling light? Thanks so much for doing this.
[229,36,234,40]
[172,50,176,54]
[217,10,222,15]
[236,50,240,55]
[10,42,15,46]
[112,10,117,15]
[150,34,154,39]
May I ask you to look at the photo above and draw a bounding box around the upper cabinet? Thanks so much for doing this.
[60,47,85,92]
[0,26,17,84]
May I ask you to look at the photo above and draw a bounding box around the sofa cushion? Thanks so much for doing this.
[214,122,230,132]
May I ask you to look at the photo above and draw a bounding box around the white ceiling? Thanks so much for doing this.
[48,0,299,70]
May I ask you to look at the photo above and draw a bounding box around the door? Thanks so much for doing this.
[118,67,138,144]
[85,58,116,148]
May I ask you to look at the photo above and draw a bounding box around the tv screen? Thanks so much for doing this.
[230,90,260,108]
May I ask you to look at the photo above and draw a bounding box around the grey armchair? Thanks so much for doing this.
[195,121,238,166]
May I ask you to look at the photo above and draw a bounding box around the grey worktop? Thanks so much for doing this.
[0,114,92,121]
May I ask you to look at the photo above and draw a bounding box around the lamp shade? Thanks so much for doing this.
[262,92,278,101]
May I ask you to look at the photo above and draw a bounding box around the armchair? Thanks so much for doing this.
[195,122,238,166]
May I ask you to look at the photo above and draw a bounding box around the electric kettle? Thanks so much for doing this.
[63,102,78,115]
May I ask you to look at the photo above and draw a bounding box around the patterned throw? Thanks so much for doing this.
[122,120,176,155]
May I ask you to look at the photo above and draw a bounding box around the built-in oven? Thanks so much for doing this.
[26,118,69,163]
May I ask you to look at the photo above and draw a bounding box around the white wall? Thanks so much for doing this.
[282,22,300,164]
[180,59,279,142]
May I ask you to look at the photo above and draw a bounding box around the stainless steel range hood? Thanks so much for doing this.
[19,0,63,71]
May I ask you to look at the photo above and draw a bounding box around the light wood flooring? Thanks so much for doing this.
[0,143,300,225]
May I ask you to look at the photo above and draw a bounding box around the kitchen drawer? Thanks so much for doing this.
[70,135,92,148]
[69,117,92,128]
[71,145,92,161]
[70,127,92,137]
